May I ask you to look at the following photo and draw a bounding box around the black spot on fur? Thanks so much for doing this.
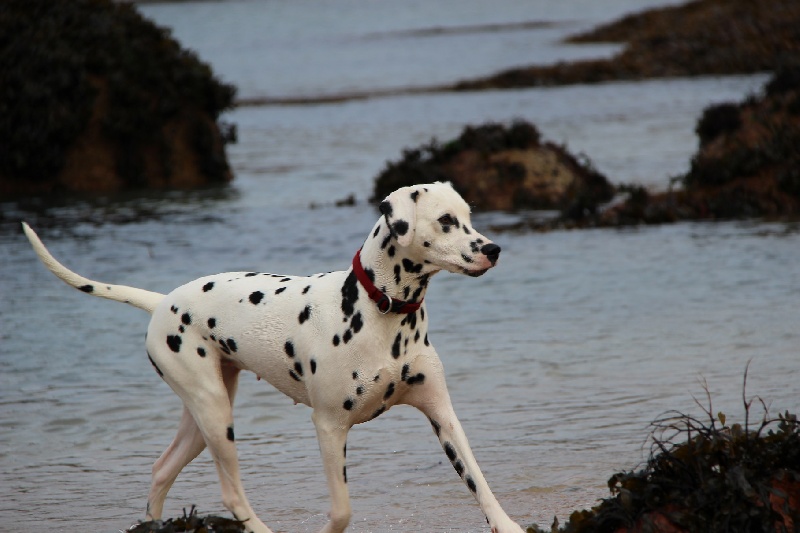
[424,334,430,346]
[208,317,216,328]
[352,371,359,380]
[407,373,425,385]
[310,359,317,374]
[393,265,401,285]
[178,325,185,333]
[365,268,375,283]
[343,330,353,344]
[351,312,363,333]
[429,418,441,437]
[249,291,264,305]
[463,225,472,235]
[303,285,311,294]
[387,245,395,257]
[226,338,237,352]
[454,459,465,478]
[197,347,206,357]
[414,330,421,343]
[423,241,431,247]
[402,258,423,273]
[444,442,457,461]
[343,465,347,483]
[147,352,163,377]
[280,277,291,282]
[461,253,473,264]
[275,287,286,295]
[203,281,215,292]
[170,305,178,314]
[181,313,191,325]
[343,398,354,410]
[294,361,303,376]
[466,476,477,493]
[284,341,295,358]
[391,333,402,358]
[392,220,409,236]
[298,305,311,324]
[401,364,410,381]
[383,382,395,400]
[406,311,417,330]
[166,335,182,353]
[219,339,231,355]
[227,426,235,442]
[333,335,340,346]
[373,226,380,238]
[371,405,386,420]
[379,200,393,217]
[380,233,392,250]
[341,271,359,317]
[79,284,94,293]
[410,190,419,202]
[289,370,302,381]
[356,386,364,395]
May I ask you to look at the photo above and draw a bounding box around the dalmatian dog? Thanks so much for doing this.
[22,181,525,533]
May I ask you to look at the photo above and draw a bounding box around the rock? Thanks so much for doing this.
[527,406,800,533]
[552,64,800,229]
[0,0,237,197]
[454,0,800,91]
[373,121,614,213]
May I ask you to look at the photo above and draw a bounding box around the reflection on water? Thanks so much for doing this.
[1,0,798,531]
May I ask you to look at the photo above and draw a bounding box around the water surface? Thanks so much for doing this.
[1,1,797,531]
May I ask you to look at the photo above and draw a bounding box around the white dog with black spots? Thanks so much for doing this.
[23,181,525,533]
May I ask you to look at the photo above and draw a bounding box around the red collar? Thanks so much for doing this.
[352,249,423,314]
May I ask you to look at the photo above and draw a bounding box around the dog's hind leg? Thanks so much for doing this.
[146,366,241,521]
[147,405,206,520]
[311,412,351,533]
[151,348,271,532]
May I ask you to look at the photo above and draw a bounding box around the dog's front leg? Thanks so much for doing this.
[402,355,525,533]
[312,411,352,533]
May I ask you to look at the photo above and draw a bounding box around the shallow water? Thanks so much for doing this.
[1,1,798,532]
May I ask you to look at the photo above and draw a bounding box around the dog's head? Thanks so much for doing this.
[380,182,500,277]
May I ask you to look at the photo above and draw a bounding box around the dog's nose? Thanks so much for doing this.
[480,243,501,264]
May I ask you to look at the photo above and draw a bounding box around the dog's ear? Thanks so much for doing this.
[379,186,418,247]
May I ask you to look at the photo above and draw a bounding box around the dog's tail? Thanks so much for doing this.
[22,222,165,314]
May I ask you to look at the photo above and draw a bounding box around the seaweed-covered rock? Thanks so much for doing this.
[557,64,800,229]
[127,506,246,533]
[0,0,237,197]
[373,121,613,213]
[680,63,800,216]
[454,0,800,90]
[528,405,800,533]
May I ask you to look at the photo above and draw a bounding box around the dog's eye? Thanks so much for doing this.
[438,214,455,226]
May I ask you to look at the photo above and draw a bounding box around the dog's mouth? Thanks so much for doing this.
[464,267,490,277]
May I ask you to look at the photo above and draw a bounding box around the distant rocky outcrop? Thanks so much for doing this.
[373,121,614,214]
[0,0,237,197]
[590,64,800,227]
[453,0,800,91]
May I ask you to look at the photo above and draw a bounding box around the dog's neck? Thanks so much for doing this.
[357,219,439,306]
